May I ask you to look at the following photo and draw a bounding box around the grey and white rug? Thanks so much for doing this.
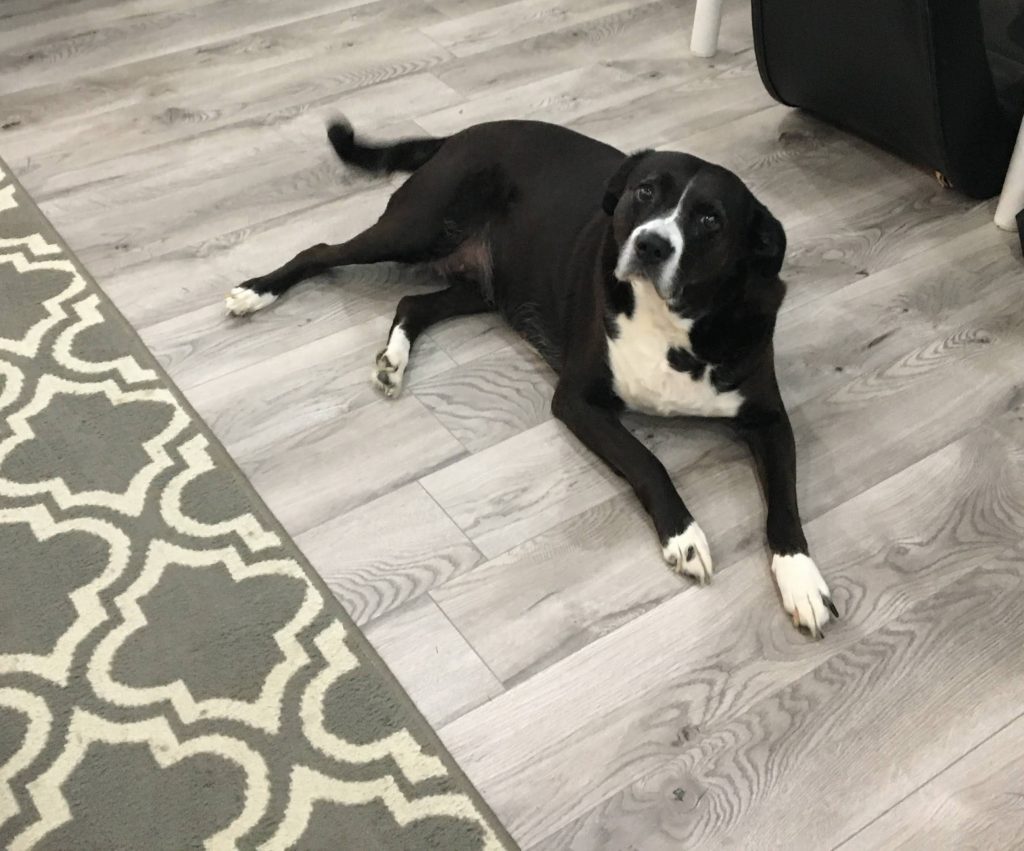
[0,159,514,850]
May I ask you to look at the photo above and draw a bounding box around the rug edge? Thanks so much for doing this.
[0,156,519,850]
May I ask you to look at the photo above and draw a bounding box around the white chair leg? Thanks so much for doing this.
[691,0,725,58]
[995,117,1024,231]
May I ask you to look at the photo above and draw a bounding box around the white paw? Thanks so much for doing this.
[225,286,276,316]
[663,522,713,585]
[372,325,410,398]
[772,553,837,638]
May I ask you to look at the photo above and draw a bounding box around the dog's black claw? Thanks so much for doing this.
[823,595,839,618]
[685,545,696,562]
[796,622,824,640]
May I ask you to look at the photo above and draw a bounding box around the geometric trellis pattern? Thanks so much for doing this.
[0,160,514,851]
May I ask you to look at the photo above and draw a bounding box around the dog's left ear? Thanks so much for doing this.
[750,201,786,277]
[602,149,652,216]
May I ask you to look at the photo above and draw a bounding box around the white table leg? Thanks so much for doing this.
[995,116,1024,231]
[691,0,725,58]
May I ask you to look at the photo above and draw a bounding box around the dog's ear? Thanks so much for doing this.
[602,149,652,216]
[750,201,786,277]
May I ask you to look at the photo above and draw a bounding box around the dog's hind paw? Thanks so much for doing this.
[371,326,410,398]
[663,522,713,585]
[226,285,276,316]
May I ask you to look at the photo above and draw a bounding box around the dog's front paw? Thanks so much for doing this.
[225,285,276,316]
[371,326,410,398]
[772,553,837,638]
[663,522,713,585]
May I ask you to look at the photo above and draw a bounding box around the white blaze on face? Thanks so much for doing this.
[615,184,690,299]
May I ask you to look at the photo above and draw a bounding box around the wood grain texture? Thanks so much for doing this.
[443,413,1024,847]
[537,564,1024,850]
[416,63,670,137]
[7,0,1024,847]
[184,310,456,450]
[842,713,1024,851]
[421,0,661,59]
[431,491,686,685]
[420,418,625,559]
[424,312,522,365]
[414,344,556,453]
[433,0,755,100]
[239,391,465,535]
[362,594,504,728]
[0,0,400,94]
[296,483,483,626]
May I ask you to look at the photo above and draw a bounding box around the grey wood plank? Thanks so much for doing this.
[435,0,755,108]
[424,312,521,365]
[363,595,504,728]
[431,491,687,686]
[440,414,1024,847]
[415,63,673,137]
[31,87,446,243]
[237,392,466,537]
[6,31,454,194]
[432,0,694,95]
[295,482,483,626]
[419,418,625,559]
[0,0,236,52]
[36,135,414,294]
[413,344,556,454]
[184,312,456,450]
[567,59,773,156]
[841,713,1024,851]
[0,0,394,94]
[1,4,447,164]
[421,0,662,59]
[0,0,155,25]
[425,0,522,21]
[0,0,223,38]
[536,561,1024,849]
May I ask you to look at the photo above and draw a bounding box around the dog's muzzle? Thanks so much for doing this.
[615,227,680,299]
[634,231,671,265]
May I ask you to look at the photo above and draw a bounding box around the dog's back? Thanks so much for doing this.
[328,119,626,363]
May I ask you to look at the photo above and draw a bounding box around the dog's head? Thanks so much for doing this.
[603,150,785,311]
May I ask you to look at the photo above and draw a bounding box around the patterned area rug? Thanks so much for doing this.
[0,160,514,849]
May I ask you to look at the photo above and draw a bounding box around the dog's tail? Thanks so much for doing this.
[327,118,447,176]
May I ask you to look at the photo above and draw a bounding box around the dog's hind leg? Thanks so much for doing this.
[226,197,443,316]
[373,283,490,397]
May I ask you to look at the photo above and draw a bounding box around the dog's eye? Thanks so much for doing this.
[699,212,722,232]
[635,184,654,202]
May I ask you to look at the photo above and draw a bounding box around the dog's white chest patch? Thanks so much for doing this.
[606,280,743,418]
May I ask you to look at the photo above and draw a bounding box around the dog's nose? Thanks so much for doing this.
[635,231,671,264]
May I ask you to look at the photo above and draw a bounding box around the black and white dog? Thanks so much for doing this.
[228,119,837,636]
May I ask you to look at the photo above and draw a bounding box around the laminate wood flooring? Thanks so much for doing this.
[4,1,1023,847]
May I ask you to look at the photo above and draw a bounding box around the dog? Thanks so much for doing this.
[227,118,837,636]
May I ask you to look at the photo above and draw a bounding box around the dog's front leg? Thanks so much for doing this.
[739,406,838,637]
[552,384,712,584]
